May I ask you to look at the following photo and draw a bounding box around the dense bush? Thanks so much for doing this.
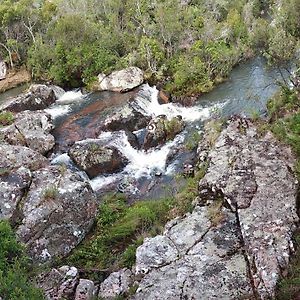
[1,0,298,92]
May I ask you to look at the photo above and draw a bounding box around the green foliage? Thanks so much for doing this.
[0,220,45,300]
[0,111,14,127]
[67,193,172,270]
[67,162,208,272]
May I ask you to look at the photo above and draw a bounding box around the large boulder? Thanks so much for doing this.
[142,115,185,150]
[16,166,98,263]
[100,102,151,133]
[0,84,58,112]
[134,208,253,299]
[0,61,7,80]
[69,139,128,178]
[0,110,55,154]
[0,144,48,220]
[0,167,32,221]
[98,67,144,92]
[197,117,299,299]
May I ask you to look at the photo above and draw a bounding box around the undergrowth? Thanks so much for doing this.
[66,163,208,273]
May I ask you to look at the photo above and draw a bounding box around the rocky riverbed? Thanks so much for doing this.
[0,64,299,299]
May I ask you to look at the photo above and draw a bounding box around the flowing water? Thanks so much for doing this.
[1,58,288,199]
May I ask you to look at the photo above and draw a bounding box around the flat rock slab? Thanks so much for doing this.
[16,166,97,263]
[198,117,299,299]
[134,209,253,299]
[0,110,55,154]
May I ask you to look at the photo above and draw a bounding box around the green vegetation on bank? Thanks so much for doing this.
[0,220,44,300]
[66,164,207,273]
[0,0,299,94]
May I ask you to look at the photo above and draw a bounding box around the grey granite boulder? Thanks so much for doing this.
[98,67,144,92]
[0,144,48,220]
[0,84,58,112]
[0,110,55,154]
[16,166,97,263]
[69,139,128,178]
[142,115,185,150]
[75,279,97,300]
[37,266,79,300]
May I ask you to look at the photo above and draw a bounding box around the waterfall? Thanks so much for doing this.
[131,84,224,122]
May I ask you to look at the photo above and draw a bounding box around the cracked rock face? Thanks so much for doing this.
[198,117,299,299]
[0,110,55,154]
[0,144,48,220]
[16,166,98,263]
[134,208,252,299]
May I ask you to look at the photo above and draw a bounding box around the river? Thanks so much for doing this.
[1,57,288,200]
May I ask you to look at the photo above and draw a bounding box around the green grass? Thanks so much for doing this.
[66,163,208,273]
[0,220,45,300]
[43,186,59,201]
[0,111,14,127]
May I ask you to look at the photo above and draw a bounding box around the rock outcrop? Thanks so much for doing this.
[99,269,133,299]
[0,110,55,154]
[69,139,128,178]
[105,117,298,300]
[134,207,252,299]
[16,166,97,263]
[143,115,185,150]
[37,266,98,300]
[197,117,299,298]
[0,84,58,112]
[98,67,144,92]
[0,144,48,220]
[100,102,151,133]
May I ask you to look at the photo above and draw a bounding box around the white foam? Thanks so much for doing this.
[98,130,185,178]
[56,90,83,103]
[45,105,71,118]
[132,84,225,122]
[90,174,120,191]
